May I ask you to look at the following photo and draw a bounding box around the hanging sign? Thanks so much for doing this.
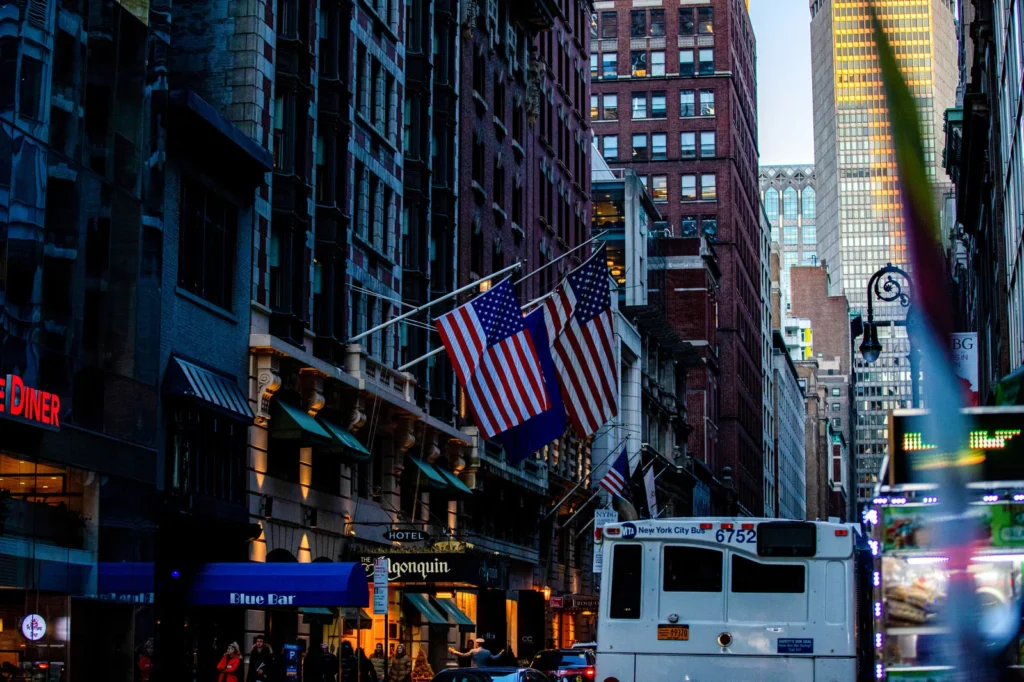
[373,559,389,615]
[21,614,46,641]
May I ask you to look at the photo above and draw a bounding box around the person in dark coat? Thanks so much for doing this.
[356,647,378,682]
[306,643,338,682]
[339,642,358,682]
[247,635,275,682]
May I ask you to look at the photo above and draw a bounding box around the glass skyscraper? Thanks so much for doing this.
[809,0,958,504]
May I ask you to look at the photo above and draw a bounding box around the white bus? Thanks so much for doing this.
[595,518,874,682]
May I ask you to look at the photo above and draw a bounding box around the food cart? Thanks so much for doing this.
[869,407,1024,681]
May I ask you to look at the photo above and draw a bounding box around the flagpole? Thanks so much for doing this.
[573,465,667,540]
[511,231,608,286]
[347,261,522,344]
[561,458,657,530]
[543,436,629,523]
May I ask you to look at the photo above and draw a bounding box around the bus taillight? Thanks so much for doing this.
[699,523,713,529]
[835,529,849,536]
[741,523,754,530]
[721,523,734,530]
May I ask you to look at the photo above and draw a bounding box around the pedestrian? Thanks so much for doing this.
[387,644,411,682]
[369,644,386,681]
[137,638,154,682]
[447,639,504,668]
[357,647,378,682]
[339,641,358,682]
[306,642,338,682]
[217,642,243,682]
[247,635,276,682]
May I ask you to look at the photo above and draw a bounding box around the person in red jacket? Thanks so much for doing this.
[218,642,243,682]
[137,638,154,682]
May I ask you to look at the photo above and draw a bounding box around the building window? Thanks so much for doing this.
[631,50,648,77]
[701,173,716,200]
[680,215,697,236]
[18,57,42,120]
[831,388,841,397]
[472,138,484,183]
[603,94,618,120]
[698,7,713,33]
[784,225,798,245]
[651,51,665,77]
[168,408,248,504]
[651,92,666,118]
[651,175,668,202]
[698,49,714,75]
[833,417,842,427]
[602,53,618,78]
[783,187,798,219]
[649,9,665,36]
[680,132,696,159]
[680,90,695,117]
[178,177,238,311]
[700,131,715,157]
[702,216,718,240]
[590,94,598,120]
[700,89,715,115]
[680,50,695,76]
[632,133,648,161]
[601,10,618,38]
[493,74,506,119]
[764,187,779,221]
[681,174,697,201]
[273,91,296,174]
[802,186,817,219]
[630,9,646,37]
[832,403,842,412]
[632,92,647,119]
[802,224,817,245]
[278,0,299,38]
[679,8,695,35]
[651,133,667,160]
[590,53,598,77]
[602,135,618,160]
[784,252,798,268]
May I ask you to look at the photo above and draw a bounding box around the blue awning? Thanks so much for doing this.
[190,562,369,607]
[164,356,254,422]
[98,562,155,603]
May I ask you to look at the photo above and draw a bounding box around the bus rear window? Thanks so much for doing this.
[731,555,805,593]
[663,546,723,592]
[610,544,642,619]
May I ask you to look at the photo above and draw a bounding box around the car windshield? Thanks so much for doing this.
[532,652,588,669]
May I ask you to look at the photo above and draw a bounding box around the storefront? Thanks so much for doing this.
[549,596,598,649]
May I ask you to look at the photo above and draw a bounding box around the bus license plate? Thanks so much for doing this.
[657,625,689,641]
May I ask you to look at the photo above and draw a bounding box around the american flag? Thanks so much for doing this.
[598,450,629,498]
[435,280,550,439]
[544,245,618,437]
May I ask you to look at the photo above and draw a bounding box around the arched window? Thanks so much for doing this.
[802,186,817,220]
[783,187,798,220]
[764,188,779,221]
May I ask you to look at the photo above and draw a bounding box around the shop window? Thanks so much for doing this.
[168,408,247,505]
[663,546,722,592]
[178,176,238,311]
[267,439,301,484]
[609,544,642,619]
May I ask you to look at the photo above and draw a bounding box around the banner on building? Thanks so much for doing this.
[951,332,979,406]
[592,509,618,574]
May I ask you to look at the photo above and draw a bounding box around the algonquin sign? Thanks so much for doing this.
[0,374,60,432]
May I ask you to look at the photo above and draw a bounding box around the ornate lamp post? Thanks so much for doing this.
[859,263,919,407]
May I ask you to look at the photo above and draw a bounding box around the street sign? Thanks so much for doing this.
[384,529,427,542]
[593,509,618,574]
[373,559,389,615]
[549,597,563,610]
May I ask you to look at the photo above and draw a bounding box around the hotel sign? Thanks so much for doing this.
[359,552,502,586]
[0,375,60,431]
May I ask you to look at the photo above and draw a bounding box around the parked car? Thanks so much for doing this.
[529,649,596,682]
[569,643,596,652]
[429,668,551,682]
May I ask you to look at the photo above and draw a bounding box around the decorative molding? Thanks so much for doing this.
[255,354,282,427]
[300,369,326,418]
[345,396,368,433]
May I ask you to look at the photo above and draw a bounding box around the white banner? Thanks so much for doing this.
[951,332,979,406]
[593,509,619,574]
[373,559,389,615]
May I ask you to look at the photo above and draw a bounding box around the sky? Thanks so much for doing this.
[750,0,816,166]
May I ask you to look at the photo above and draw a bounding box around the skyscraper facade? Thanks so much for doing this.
[591,0,763,513]
[759,165,818,310]
[810,0,958,505]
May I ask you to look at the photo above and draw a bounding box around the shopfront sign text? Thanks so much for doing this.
[359,552,501,586]
[229,592,297,605]
[0,375,60,431]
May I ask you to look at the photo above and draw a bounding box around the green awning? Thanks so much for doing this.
[342,607,374,629]
[270,401,331,443]
[406,457,449,490]
[317,418,372,462]
[434,597,475,631]
[404,593,449,625]
[299,607,334,616]
[434,466,473,496]
[997,366,1024,405]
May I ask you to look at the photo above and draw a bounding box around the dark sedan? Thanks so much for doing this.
[429,668,552,682]
[529,649,595,682]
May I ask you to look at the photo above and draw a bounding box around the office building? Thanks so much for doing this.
[810,0,958,505]
[759,165,818,306]
[592,0,764,513]
[773,333,807,520]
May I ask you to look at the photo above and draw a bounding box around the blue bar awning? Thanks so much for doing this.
[98,562,155,603]
[190,562,369,607]
[164,356,254,422]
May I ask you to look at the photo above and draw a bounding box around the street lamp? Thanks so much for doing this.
[858,263,919,407]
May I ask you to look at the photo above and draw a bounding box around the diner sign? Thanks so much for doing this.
[0,374,60,431]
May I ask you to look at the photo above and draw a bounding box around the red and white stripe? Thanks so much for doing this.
[598,464,627,497]
[436,303,549,439]
[543,286,619,437]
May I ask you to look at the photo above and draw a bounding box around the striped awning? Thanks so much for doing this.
[164,357,254,422]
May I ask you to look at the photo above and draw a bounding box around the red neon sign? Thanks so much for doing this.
[0,375,60,431]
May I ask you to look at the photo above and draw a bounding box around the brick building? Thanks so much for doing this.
[590,0,762,512]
